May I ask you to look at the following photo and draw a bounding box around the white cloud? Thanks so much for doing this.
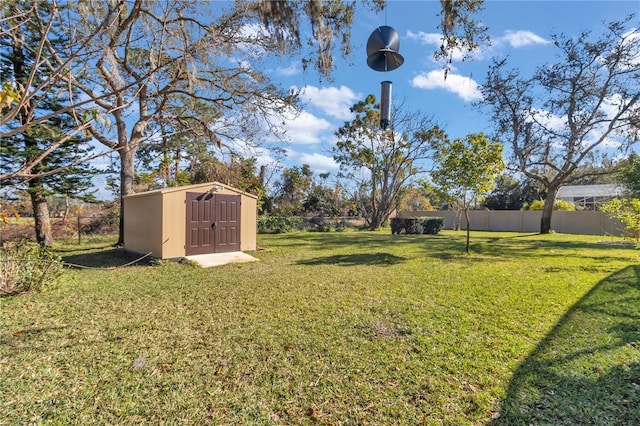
[406,30,467,62]
[596,135,622,149]
[224,139,277,165]
[528,108,565,133]
[275,61,301,77]
[623,28,640,66]
[497,30,550,48]
[601,94,625,120]
[526,108,625,150]
[298,152,339,173]
[406,30,441,46]
[407,29,549,64]
[282,110,333,145]
[410,69,482,101]
[297,85,361,120]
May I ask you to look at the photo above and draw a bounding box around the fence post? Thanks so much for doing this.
[77,215,81,245]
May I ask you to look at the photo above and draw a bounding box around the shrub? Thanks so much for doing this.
[1,240,63,297]
[257,216,303,234]
[601,198,640,242]
[333,219,349,232]
[259,215,363,233]
[407,220,425,234]
[423,217,445,234]
[303,216,332,232]
[527,199,576,211]
[316,221,332,233]
[390,217,445,235]
[81,210,119,235]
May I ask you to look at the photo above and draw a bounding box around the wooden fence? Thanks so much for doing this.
[397,210,624,236]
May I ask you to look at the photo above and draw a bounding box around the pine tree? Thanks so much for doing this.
[1,1,97,246]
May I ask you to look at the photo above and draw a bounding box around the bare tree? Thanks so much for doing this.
[334,96,446,229]
[480,17,640,234]
[1,0,487,182]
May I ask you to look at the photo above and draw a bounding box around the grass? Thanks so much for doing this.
[1,230,639,425]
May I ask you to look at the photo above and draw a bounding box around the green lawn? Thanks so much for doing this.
[1,231,639,425]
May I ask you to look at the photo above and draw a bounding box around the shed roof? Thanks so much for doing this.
[557,184,625,198]
[123,181,258,200]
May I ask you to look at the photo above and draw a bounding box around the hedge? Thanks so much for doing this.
[390,217,445,235]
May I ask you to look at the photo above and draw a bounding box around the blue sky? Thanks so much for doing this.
[246,0,639,179]
[88,1,638,199]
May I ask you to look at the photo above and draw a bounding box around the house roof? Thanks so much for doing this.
[557,184,625,198]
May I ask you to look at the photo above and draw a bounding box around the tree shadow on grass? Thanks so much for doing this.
[263,231,403,252]
[466,237,637,267]
[492,265,640,425]
[296,252,407,266]
[61,248,151,269]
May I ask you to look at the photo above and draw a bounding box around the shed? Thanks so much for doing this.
[123,182,257,259]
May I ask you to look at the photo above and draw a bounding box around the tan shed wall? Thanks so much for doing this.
[240,195,257,251]
[123,193,164,257]
[124,182,258,259]
[160,188,189,259]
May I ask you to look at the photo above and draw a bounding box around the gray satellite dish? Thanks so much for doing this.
[366,25,404,72]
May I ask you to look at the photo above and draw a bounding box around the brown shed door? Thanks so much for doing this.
[186,192,241,255]
[213,194,241,253]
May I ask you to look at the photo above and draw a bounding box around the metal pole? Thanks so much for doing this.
[380,81,392,130]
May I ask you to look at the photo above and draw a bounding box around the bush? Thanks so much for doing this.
[423,218,445,234]
[407,220,425,234]
[259,215,363,233]
[390,217,445,235]
[527,199,576,211]
[1,240,63,297]
[257,215,303,234]
[601,198,640,242]
[334,219,348,232]
[81,210,119,235]
[303,216,332,232]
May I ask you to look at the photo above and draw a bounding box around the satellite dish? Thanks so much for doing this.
[366,26,404,72]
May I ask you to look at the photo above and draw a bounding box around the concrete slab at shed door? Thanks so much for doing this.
[185,252,259,268]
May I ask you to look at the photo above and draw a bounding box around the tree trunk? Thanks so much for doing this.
[61,193,70,224]
[368,210,384,229]
[29,180,53,247]
[465,207,471,253]
[454,207,462,231]
[117,144,137,246]
[11,19,53,246]
[540,186,559,234]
